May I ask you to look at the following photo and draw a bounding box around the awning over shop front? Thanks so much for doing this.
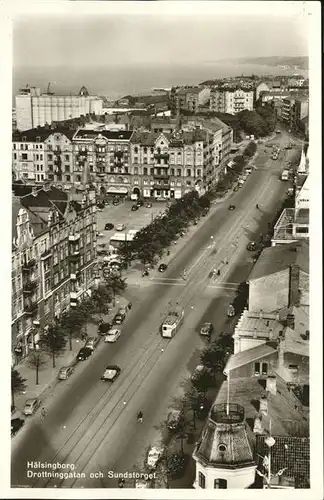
[107,187,128,194]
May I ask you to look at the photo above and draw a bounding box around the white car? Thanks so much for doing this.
[101,365,121,381]
[115,223,126,231]
[147,444,165,469]
[104,328,121,343]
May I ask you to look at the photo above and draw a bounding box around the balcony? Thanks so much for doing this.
[54,147,62,155]
[23,280,37,294]
[54,157,62,166]
[22,258,36,272]
[210,403,245,425]
[68,251,80,261]
[114,151,124,158]
[24,301,38,316]
[154,174,170,180]
[69,233,81,242]
[41,249,52,261]
[154,152,169,160]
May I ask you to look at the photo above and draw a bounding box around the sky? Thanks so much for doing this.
[13,9,308,69]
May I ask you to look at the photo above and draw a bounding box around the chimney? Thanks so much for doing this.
[266,375,277,395]
[259,394,268,415]
[259,309,263,319]
[286,313,295,329]
[289,264,300,306]
[253,415,263,434]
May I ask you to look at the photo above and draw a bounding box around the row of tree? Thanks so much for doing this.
[11,274,127,407]
[118,190,212,268]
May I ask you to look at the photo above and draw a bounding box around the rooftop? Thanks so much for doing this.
[12,127,75,142]
[248,241,309,281]
[73,129,133,141]
[272,209,309,242]
[234,310,284,341]
[224,343,277,374]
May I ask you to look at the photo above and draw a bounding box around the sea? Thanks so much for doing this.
[12,62,308,102]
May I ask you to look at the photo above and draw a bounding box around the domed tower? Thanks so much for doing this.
[193,403,256,489]
[79,85,89,97]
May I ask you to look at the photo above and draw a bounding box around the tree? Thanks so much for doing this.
[90,284,112,318]
[191,370,215,395]
[39,323,67,368]
[27,351,48,385]
[200,344,226,379]
[11,368,27,408]
[104,274,127,306]
[217,332,234,355]
[60,305,90,350]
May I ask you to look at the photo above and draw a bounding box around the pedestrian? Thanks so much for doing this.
[41,407,47,420]
[217,270,220,276]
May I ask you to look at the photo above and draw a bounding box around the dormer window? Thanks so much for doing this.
[36,137,41,142]
[22,137,27,142]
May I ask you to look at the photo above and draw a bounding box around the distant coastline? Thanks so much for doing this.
[211,56,308,71]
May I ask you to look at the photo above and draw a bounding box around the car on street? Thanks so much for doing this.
[158,263,168,272]
[113,311,126,325]
[77,347,93,361]
[233,185,239,192]
[96,207,103,213]
[146,202,152,208]
[166,409,182,430]
[104,223,114,231]
[58,366,74,380]
[200,322,214,337]
[115,223,126,231]
[23,398,41,416]
[112,199,119,206]
[101,365,121,382]
[147,444,166,469]
[11,418,25,437]
[85,336,101,350]
[136,199,144,207]
[118,302,132,315]
[104,328,121,343]
[245,167,252,174]
[247,241,257,251]
[228,204,236,211]
[131,204,139,211]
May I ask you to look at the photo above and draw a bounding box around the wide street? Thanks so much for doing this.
[11,132,298,488]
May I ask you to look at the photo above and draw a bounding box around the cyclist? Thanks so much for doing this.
[137,411,143,423]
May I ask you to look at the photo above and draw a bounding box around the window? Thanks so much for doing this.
[65,166,70,172]
[288,364,298,371]
[197,169,201,176]
[186,169,192,177]
[143,167,148,175]
[177,169,181,177]
[254,362,268,375]
[198,472,206,488]
[48,154,53,160]
[66,175,71,181]
[134,156,138,164]
[214,478,227,489]
[14,153,17,160]
[65,155,69,161]
[21,153,28,160]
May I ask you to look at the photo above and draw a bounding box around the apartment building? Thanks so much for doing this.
[281,96,309,131]
[11,183,97,362]
[175,87,210,113]
[129,127,217,200]
[210,87,254,115]
[16,85,103,131]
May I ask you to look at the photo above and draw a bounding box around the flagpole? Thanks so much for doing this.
[226,369,230,415]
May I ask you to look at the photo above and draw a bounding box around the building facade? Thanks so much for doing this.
[175,87,210,113]
[16,85,103,131]
[11,184,97,362]
[210,88,254,115]
[281,96,309,131]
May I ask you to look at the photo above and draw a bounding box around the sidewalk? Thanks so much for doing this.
[12,304,123,419]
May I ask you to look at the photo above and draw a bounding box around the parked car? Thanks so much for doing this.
[104,223,114,231]
[166,409,182,430]
[228,204,236,211]
[77,347,93,361]
[227,304,235,317]
[101,365,121,382]
[98,322,112,335]
[23,398,41,416]
[147,444,165,469]
[146,202,152,208]
[115,223,126,231]
[118,302,132,315]
[58,366,74,380]
[11,418,25,437]
[131,204,139,211]
[136,199,144,207]
[247,241,257,251]
[200,322,214,337]
[113,312,126,325]
[104,328,121,343]
[158,263,168,272]
[112,199,119,206]
[85,336,101,350]
[245,167,252,174]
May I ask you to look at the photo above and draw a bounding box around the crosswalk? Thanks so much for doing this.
[128,275,241,291]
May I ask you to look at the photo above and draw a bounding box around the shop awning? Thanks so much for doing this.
[107,187,128,194]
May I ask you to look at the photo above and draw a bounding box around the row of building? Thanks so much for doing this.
[192,155,310,489]
[12,117,233,200]
[12,182,98,363]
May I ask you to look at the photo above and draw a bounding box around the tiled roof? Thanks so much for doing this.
[12,182,34,197]
[248,241,309,281]
[20,187,68,218]
[255,435,310,488]
[224,344,277,374]
[12,127,75,142]
[73,129,133,141]
[215,376,309,438]
[234,310,283,340]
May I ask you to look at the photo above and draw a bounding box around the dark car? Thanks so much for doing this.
[77,347,93,361]
[136,199,144,207]
[200,322,214,337]
[146,202,152,208]
[11,418,24,437]
[101,365,121,382]
[247,241,257,251]
[97,202,105,209]
[113,312,126,325]
[98,322,112,335]
[158,263,168,272]
[228,204,236,210]
[131,204,139,211]
[105,223,114,231]
[113,199,119,206]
